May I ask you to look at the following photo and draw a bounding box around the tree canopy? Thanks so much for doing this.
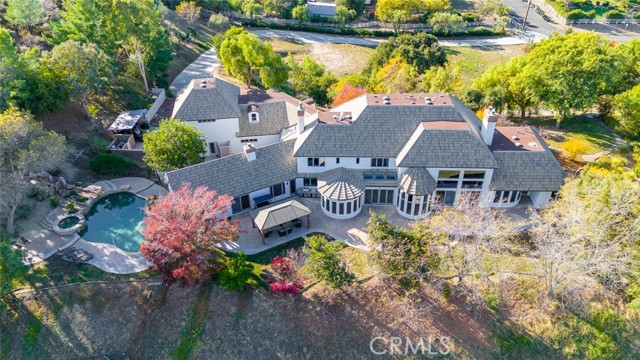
[141,184,239,286]
[5,0,47,27]
[0,108,66,235]
[215,27,288,88]
[143,118,206,172]
[366,32,446,77]
[286,55,336,106]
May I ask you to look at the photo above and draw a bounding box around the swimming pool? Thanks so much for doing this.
[79,192,146,252]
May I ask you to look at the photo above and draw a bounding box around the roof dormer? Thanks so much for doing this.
[248,104,260,123]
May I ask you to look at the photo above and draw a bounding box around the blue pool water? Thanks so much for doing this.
[79,192,146,252]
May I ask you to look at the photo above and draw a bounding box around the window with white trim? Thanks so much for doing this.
[370,158,389,167]
[307,157,325,167]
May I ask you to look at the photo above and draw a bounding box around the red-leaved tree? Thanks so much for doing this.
[331,84,368,107]
[141,184,239,286]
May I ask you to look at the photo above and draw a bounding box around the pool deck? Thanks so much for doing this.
[20,177,165,274]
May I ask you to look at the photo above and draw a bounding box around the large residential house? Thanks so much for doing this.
[172,78,317,157]
[165,78,566,220]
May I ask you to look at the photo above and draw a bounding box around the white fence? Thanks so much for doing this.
[539,1,640,25]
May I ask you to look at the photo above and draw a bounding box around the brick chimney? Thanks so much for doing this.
[481,107,498,145]
[297,103,305,135]
[243,143,256,162]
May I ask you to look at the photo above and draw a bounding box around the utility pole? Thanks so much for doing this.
[522,0,532,31]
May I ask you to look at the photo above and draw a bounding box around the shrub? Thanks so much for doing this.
[65,202,76,212]
[304,235,356,289]
[635,12,640,19]
[269,255,306,295]
[50,196,59,208]
[208,13,230,30]
[218,252,255,291]
[86,136,110,156]
[77,196,89,202]
[89,153,133,175]
[461,12,477,22]
[560,139,590,160]
[566,9,596,19]
[603,10,624,18]
[26,187,39,199]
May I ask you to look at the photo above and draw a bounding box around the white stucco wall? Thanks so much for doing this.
[529,191,552,208]
[191,118,240,155]
[296,157,397,173]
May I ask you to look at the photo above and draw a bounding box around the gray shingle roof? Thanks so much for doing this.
[294,102,473,158]
[249,199,311,231]
[491,131,566,191]
[172,78,241,121]
[237,101,296,137]
[397,128,498,169]
[164,139,297,197]
[317,167,365,201]
[399,168,436,195]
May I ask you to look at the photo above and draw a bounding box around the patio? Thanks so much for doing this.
[218,195,540,255]
[218,196,413,255]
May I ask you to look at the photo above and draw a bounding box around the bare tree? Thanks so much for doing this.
[0,109,66,235]
[124,37,149,93]
[175,1,202,26]
[531,176,638,298]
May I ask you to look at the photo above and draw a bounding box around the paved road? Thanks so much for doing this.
[250,29,535,47]
[504,0,640,42]
[169,47,221,96]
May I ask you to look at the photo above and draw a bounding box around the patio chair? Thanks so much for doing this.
[278,228,287,237]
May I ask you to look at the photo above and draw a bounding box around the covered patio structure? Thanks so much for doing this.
[249,199,311,244]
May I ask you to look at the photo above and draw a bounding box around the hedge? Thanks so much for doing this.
[603,10,625,19]
[90,153,133,175]
[241,19,505,38]
[566,9,596,19]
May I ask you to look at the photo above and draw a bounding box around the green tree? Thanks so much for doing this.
[428,11,466,34]
[367,212,440,289]
[472,56,538,118]
[0,237,28,307]
[143,118,206,172]
[13,48,70,114]
[218,252,255,291]
[304,235,356,289]
[337,0,365,16]
[0,27,24,112]
[334,5,356,25]
[366,32,446,76]
[5,0,47,28]
[613,84,640,136]
[371,56,417,93]
[217,28,288,88]
[51,0,172,87]
[242,0,263,19]
[424,0,451,12]
[419,62,463,94]
[44,40,114,113]
[0,109,66,235]
[286,55,336,106]
[524,32,619,127]
[175,1,202,26]
[291,4,309,23]
[376,0,426,32]
[264,0,287,17]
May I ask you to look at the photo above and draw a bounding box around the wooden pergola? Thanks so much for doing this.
[249,199,311,244]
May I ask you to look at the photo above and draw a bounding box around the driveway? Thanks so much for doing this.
[250,29,536,47]
[169,47,221,97]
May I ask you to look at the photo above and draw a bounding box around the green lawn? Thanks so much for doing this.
[445,45,527,88]
[513,116,617,155]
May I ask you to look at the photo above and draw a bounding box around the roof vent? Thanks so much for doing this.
[426,100,433,105]
[383,95,390,101]
[515,142,523,148]
[425,97,432,102]
[346,114,352,120]
[411,101,416,104]
[511,135,520,141]
[384,100,391,105]
[200,83,207,88]
[332,114,339,120]
[528,142,538,147]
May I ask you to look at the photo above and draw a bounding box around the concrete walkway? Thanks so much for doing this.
[21,177,166,274]
[169,47,221,97]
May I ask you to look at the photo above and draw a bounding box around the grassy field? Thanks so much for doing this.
[513,116,618,155]
[268,39,376,75]
[446,45,528,88]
